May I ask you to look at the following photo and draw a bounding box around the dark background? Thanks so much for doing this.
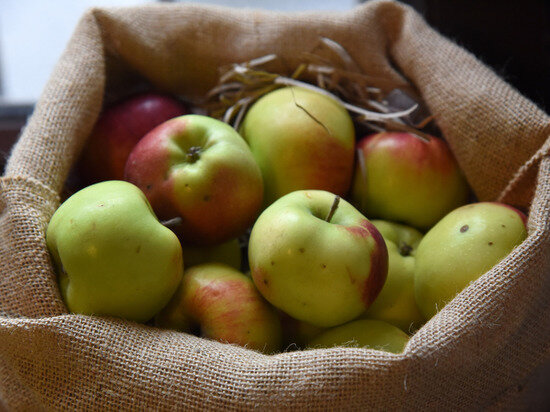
[401,0,549,110]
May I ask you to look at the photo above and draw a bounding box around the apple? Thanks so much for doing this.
[79,92,187,183]
[280,313,327,349]
[239,86,355,206]
[248,190,388,328]
[46,180,183,323]
[307,319,409,354]
[414,202,528,320]
[183,238,242,271]
[125,114,263,245]
[155,263,282,354]
[351,132,469,229]
[361,220,425,332]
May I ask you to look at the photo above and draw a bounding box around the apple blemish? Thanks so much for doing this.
[361,220,389,307]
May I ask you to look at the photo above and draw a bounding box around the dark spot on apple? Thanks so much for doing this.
[185,184,189,188]
[299,247,305,253]
[460,225,469,233]
[146,184,152,191]
[271,261,275,266]
[98,203,104,207]
[252,267,270,296]
[501,224,506,228]
[136,245,141,253]
[321,263,326,269]
[488,242,493,246]
[203,195,210,201]
[302,302,307,306]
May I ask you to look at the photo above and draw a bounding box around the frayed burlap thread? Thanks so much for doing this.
[1,1,549,410]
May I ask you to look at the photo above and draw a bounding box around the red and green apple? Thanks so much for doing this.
[248,190,388,328]
[239,86,355,206]
[352,132,469,229]
[155,263,282,354]
[125,114,263,245]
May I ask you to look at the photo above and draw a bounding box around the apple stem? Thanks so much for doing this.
[325,195,341,223]
[399,241,413,257]
[187,146,202,163]
[161,217,183,229]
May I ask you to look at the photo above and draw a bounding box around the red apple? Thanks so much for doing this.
[155,263,282,354]
[125,114,263,245]
[351,132,469,229]
[79,92,187,183]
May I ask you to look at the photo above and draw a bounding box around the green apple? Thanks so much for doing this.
[361,220,425,332]
[352,132,469,229]
[240,86,355,206]
[155,263,282,354]
[279,312,327,349]
[415,202,528,319]
[46,180,183,323]
[125,114,263,245]
[183,238,242,271]
[248,190,388,328]
[307,319,409,354]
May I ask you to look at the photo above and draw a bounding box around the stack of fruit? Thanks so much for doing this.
[46,86,527,355]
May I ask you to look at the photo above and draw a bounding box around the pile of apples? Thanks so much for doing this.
[46,87,527,354]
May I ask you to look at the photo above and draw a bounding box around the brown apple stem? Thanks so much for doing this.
[161,217,183,229]
[398,241,413,257]
[325,195,341,223]
[187,146,202,163]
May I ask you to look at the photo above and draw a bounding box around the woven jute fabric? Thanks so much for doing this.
[1,1,549,410]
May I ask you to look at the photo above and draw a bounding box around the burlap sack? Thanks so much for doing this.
[1,1,549,409]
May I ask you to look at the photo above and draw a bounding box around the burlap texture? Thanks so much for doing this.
[1,1,549,410]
